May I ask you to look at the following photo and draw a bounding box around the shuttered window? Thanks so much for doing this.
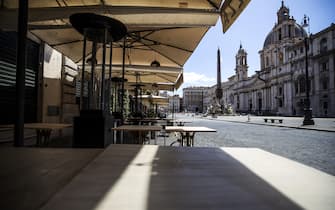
[0,31,39,124]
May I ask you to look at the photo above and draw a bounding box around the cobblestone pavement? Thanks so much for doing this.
[156,114,335,176]
[203,114,335,132]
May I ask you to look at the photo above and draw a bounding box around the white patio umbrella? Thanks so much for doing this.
[1,0,250,87]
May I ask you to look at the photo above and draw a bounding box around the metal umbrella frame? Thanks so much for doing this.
[69,13,127,111]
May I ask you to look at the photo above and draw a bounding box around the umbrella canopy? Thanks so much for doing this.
[0,0,250,91]
[1,0,251,34]
[0,0,223,68]
[102,65,183,91]
[32,26,211,69]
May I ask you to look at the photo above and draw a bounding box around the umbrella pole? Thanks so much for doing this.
[89,41,97,109]
[114,82,117,113]
[101,28,107,111]
[108,38,113,114]
[121,37,126,121]
[80,30,87,110]
[14,0,28,147]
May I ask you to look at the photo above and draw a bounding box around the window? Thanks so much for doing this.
[295,81,299,94]
[266,57,269,67]
[278,87,283,95]
[288,25,292,37]
[278,28,282,41]
[320,38,327,53]
[320,60,329,72]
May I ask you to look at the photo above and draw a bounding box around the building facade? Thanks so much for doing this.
[183,86,209,113]
[209,2,335,117]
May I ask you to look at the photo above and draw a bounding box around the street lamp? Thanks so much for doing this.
[302,15,314,125]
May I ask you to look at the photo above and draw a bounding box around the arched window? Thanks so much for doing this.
[320,38,327,53]
[279,52,283,64]
[288,25,292,37]
[294,80,299,94]
[320,60,329,72]
[266,56,269,67]
[242,57,246,65]
[278,86,283,95]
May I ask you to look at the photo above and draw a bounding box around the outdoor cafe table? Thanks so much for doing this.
[165,126,216,147]
[111,125,162,144]
[0,123,72,146]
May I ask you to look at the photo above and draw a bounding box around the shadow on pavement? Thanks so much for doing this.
[147,147,302,210]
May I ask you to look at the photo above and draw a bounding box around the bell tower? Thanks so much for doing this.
[235,44,248,81]
[277,0,290,24]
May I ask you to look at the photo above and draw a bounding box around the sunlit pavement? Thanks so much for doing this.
[188,114,335,132]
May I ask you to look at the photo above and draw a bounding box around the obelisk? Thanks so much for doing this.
[215,48,223,100]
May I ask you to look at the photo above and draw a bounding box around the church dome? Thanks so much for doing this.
[263,23,307,48]
[263,31,275,48]
[263,1,307,49]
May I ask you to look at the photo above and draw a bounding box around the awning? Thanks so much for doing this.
[97,65,183,91]
[31,26,211,68]
[220,0,251,33]
[1,0,253,34]
[0,0,251,90]
[0,0,224,69]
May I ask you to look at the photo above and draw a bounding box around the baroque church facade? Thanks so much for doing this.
[218,2,335,117]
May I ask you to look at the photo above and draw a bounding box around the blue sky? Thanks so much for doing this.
[176,0,335,95]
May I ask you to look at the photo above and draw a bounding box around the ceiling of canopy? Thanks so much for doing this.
[0,0,250,90]
[94,65,183,91]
